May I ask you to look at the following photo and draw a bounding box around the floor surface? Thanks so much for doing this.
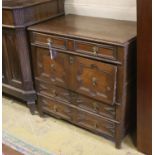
[2,96,144,155]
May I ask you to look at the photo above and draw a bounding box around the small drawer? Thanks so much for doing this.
[73,95,116,119]
[75,108,115,138]
[75,40,117,60]
[35,79,71,103]
[38,95,73,121]
[31,32,67,50]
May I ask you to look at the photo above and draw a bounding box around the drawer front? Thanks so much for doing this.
[31,33,67,50]
[75,110,115,138]
[32,47,70,88]
[73,95,115,119]
[74,56,117,104]
[35,80,71,103]
[38,95,72,121]
[75,40,116,60]
[38,95,115,138]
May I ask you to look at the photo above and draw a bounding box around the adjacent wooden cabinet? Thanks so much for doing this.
[2,0,64,113]
[28,15,137,148]
[137,0,152,154]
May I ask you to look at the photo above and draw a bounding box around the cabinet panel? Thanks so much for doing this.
[3,29,22,88]
[32,47,70,88]
[74,56,117,104]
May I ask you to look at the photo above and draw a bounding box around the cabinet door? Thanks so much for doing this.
[31,47,71,89]
[3,30,22,88]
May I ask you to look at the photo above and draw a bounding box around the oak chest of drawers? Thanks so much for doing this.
[2,0,64,113]
[28,15,137,148]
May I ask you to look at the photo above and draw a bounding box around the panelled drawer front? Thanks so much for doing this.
[75,40,116,60]
[33,47,70,88]
[74,56,117,104]
[73,95,116,119]
[38,95,115,138]
[35,80,115,119]
[38,95,72,121]
[35,80,71,103]
[75,110,115,138]
[32,33,67,50]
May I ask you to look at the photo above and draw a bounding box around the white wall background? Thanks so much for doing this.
[65,0,137,21]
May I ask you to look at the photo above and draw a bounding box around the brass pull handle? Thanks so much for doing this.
[40,84,48,90]
[52,90,57,97]
[51,64,55,68]
[93,102,98,112]
[69,56,74,64]
[92,77,97,86]
[47,38,56,60]
[53,105,57,112]
[92,46,98,55]
[94,122,98,129]
[42,99,48,105]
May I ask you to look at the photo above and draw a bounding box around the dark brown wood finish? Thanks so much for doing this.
[28,15,137,148]
[137,0,152,154]
[2,0,64,113]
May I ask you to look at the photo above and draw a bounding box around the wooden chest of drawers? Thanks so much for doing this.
[2,0,64,113]
[28,15,137,148]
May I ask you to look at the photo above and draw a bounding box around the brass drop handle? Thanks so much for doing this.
[52,90,57,97]
[42,99,48,105]
[40,84,48,90]
[53,105,58,112]
[47,38,55,60]
[94,122,98,129]
[92,46,98,55]
[93,102,98,112]
[92,77,97,86]
[69,56,74,64]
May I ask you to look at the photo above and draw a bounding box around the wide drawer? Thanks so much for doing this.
[38,94,116,138]
[35,79,116,119]
[30,32,117,61]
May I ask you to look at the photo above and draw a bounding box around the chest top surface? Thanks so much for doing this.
[28,14,137,46]
[2,0,53,9]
